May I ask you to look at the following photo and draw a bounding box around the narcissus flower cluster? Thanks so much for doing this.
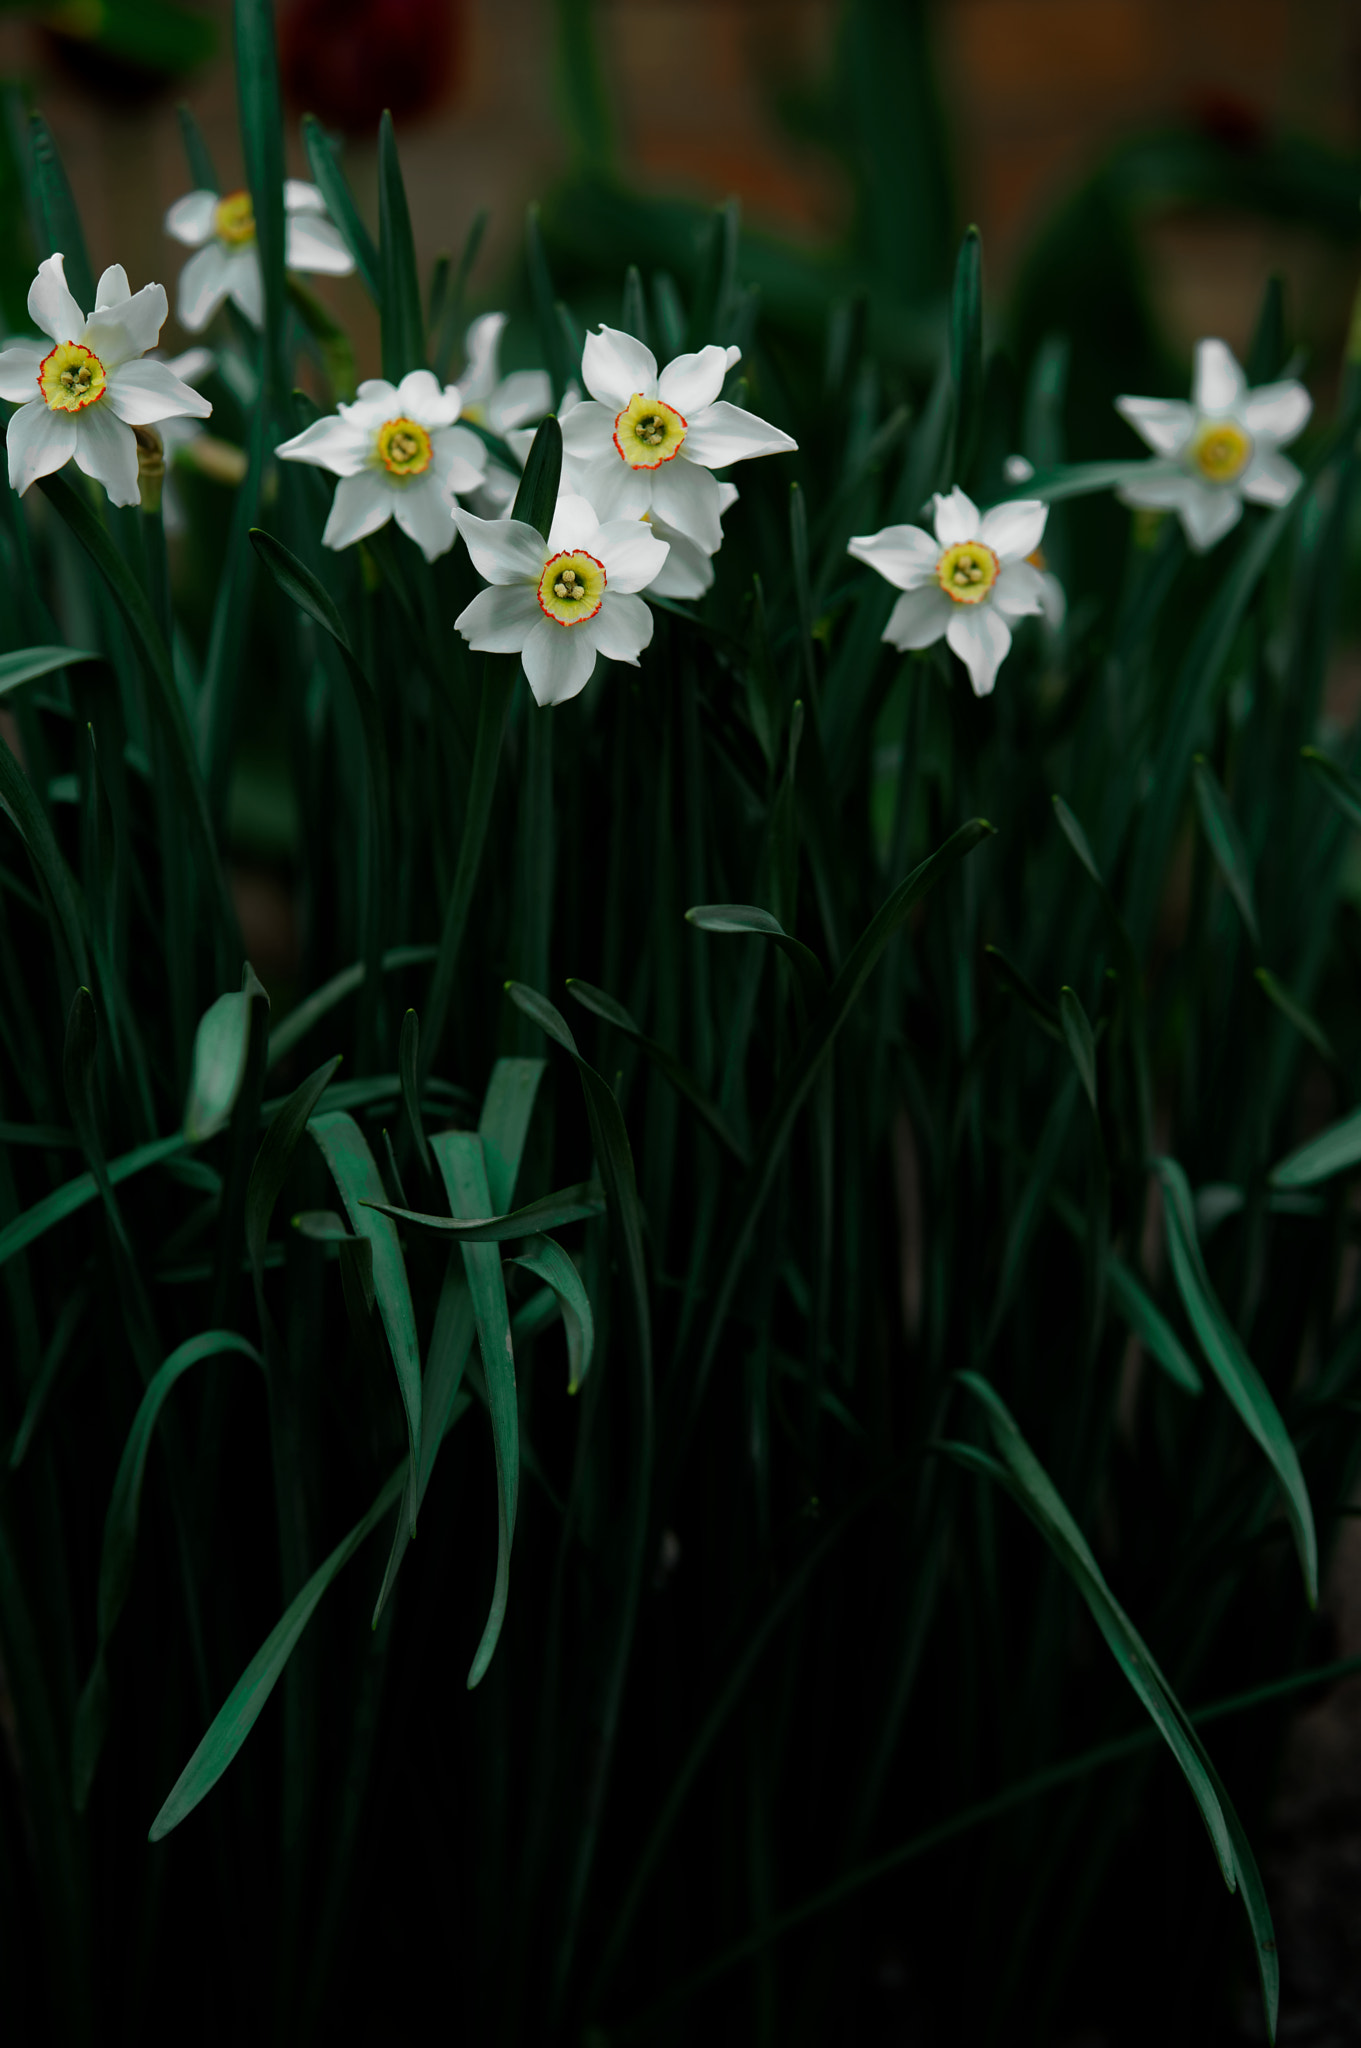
[164,179,354,331]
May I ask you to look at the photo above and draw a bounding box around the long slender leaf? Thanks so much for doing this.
[378,109,425,382]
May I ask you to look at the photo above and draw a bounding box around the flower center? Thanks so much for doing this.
[1190,418,1251,484]
[936,540,999,605]
[537,549,606,627]
[214,190,256,247]
[376,417,433,477]
[613,391,687,470]
[38,340,106,413]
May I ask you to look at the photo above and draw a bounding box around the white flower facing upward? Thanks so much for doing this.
[1115,339,1311,552]
[165,179,354,332]
[558,325,795,552]
[274,371,487,562]
[0,254,211,508]
[454,494,669,708]
[848,488,1049,697]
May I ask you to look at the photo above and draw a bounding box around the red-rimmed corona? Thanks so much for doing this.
[537,549,606,627]
[612,392,686,470]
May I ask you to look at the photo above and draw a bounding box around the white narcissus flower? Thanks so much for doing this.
[1115,339,1311,552]
[454,493,669,708]
[848,487,1049,697]
[459,313,554,519]
[165,179,353,332]
[274,371,487,562]
[648,481,740,600]
[0,254,210,508]
[558,325,795,551]
[155,345,215,534]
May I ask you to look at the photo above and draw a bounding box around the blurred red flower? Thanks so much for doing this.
[280,0,460,134]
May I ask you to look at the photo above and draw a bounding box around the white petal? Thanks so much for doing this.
[225,251,264,327]
[946,605,1012,696]
[432,427,487,497]
[285,214,354,277]
[461,311,507,406]
[883,585,951,650]
[456,509,545,584]
[590,590,654,663]
[28,254,84,343]
[847,523,939,591]
[558,397,614,460]
[546,493,605,554]
[392,475,458,561]
[1240,449,1303,506]
[932,486,980,547]
[176,244,233,332]
[345,379,402,427]
[485,369,552,435]
[649,459,722,551]
[978,498,1047,561]
[1243,380,1311,446]
[6,399,75,494]
[284,179,327,214]
[647,525,715,599]
[105,359,212,425]
[657,345,731,415]
[94,264,130,310]
[454,582,541,651]
[165,345,213,384]
[1113,395,1195,456]
[1171,479,1244,553]
[275,412,370,476]
[83,282,167,369]
[581,325,658,409]
[0,344,43,403]
[1003,454,1035,483]
[1038,571,1067,628]
[1116,469,1198,513]
[402,369,463,428]
[72,403,140,506]
[716,480,739,516]
[567,448,651,523]
[991,559,1046,618]
[681,400,797,469]
[322,473,392,551]
[520,616,597,707]
[1193,340,1247,416]
[595,520,669,593]
[165,190,218,248]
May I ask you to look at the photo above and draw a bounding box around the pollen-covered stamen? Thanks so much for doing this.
[936,539,999,606]
[376,416,433,477]
[214,190,256,247]
[38,340,107,414]
[613,391,687,470]
[1190,418,1251,484]
[538,548,606,627]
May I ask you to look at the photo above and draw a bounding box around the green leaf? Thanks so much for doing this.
[1255,968,1340,1070]
[949,225,983,481]
[1051,793,1102,887]
[147,1462,405,1841]
[0,722,90,995]
[1269,1103,1361,1188]
[477,1056,546,1213]
[27,114,95,310]
[363,1180,605,1242]
[301,115,378,300]
[1059,986,1097,1112]
[685,903,827,1012]
[431,1132,518,1686]
[182,987,256,1143]
[176,101,218,191]
[265,944,435,1067]
[566,980,749,1168]
[526,202,573,403]
[1155,1157,1317,1605]
[398,1009,430,1176]
[309,1113,422,1524]
[234,0,286,390]
[512,413,564,542]
[73,1330,264,1809]
[998,458,1179,505]
[0,1133,185,1272]
[244,1052,341,1329]
[984,945,1062,1042]
[0,646,98,701]
[1301,745,1361,834]
[951,1372,1279,2040]
[1192,757,1260,949]
[507,1234,594,1392]
[1105,1257,1203,1396]
[378,109,424,381]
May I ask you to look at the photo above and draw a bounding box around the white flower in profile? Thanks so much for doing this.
[0,254,210,508]
[648,482,741,600]
[454,493,669,707]
[275,371,487,562]
[459,313,553,436]
[848,487,1048,697]
[558,325,795,551]
[1115,339,1311,552]
[164,179,353,332]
